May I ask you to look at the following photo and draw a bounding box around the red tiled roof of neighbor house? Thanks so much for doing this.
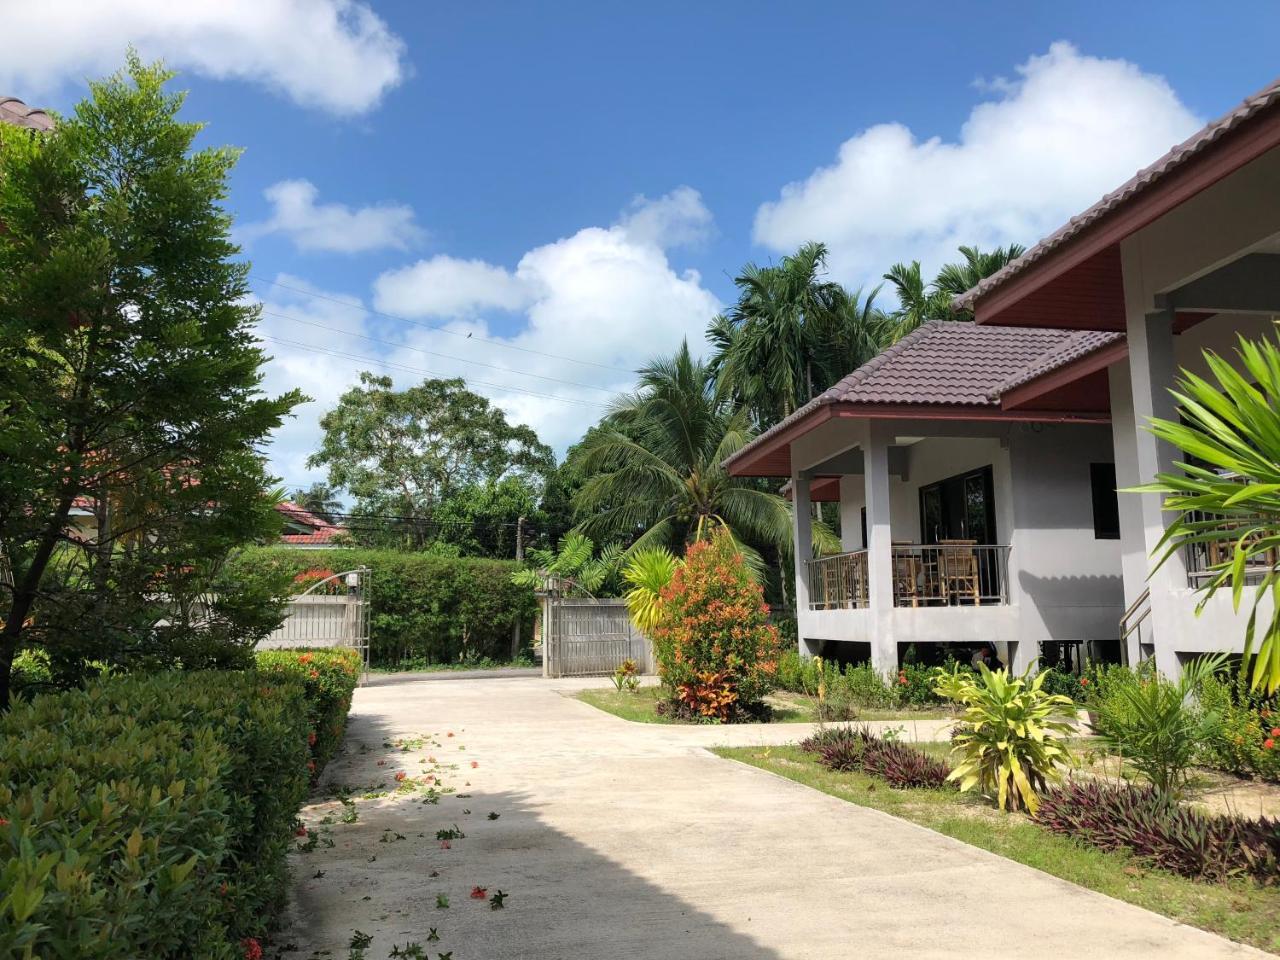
[723,321,1117,477]
[953,75,1280,315]
[0,97,53,132]
[275,501,347,544]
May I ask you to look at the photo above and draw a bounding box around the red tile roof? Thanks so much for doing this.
[0,97,53,132]
[953,75,1280,312]
[275,501,347,544]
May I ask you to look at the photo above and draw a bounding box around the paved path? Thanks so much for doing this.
[281,676,1266,959]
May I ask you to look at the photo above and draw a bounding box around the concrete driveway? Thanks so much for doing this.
[280,676,1265,959]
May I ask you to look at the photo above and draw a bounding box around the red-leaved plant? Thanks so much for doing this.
[651,531,781,722]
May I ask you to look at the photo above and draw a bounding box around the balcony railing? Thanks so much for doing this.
[807,550,868,610]
[1182,514,1275,588]
[807,543,1010,610]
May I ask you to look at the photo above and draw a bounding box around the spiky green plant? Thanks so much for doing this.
[936,664,1076,813]
[621,547,678,634]
[1138,334,1280,695]
[509,532,621,597]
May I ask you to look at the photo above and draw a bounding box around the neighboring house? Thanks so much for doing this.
[0,96,53,132]
[728,76,1280,680]
[276,502,348,549]
[725,322,1126,674]
[955,76,1280,679]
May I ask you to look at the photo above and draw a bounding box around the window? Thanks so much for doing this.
[1090,463,1120,540]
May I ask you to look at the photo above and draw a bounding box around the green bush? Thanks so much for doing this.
[1194,672,1280,783]
[257,647,362,781]
[0,651,357,957]
[1036,666,1086,703]
[228,547,537,667]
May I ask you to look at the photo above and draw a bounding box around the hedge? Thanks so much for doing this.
[0,648,360,957]
[228,546,538,667]
[257,648,360,780]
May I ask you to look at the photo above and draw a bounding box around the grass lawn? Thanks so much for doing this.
[715,744,1280,955]
[574,685,954,725]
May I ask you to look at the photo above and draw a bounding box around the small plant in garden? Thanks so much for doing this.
[390,943,428,959]
[935,663,1075,813]
[610,658,642,692]
[622,547,679,634]
[1035,779,1280,885]
[435,825,466,841]
[650,530,781,722]
[489,890,508,909]
[807,725,952,789]
[1093,654,1227,799]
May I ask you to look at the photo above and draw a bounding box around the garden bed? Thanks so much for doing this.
[716,744,1280,954]
[574,685,955,725]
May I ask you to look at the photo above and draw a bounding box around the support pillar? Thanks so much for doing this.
[790,466,819,658]
[864,422,898,675]
[1126,307,1184,678]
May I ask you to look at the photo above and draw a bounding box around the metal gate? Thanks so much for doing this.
[543,598,653,678]
[259,567,371,678]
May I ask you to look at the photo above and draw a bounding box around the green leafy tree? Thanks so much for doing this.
[0,57,302,707]
[1138,335,1280,694]
[510,532,622,598]
[883,243,1026,335]
[572,341,799,570]
[290,482,343,524]
[308,374,554,549]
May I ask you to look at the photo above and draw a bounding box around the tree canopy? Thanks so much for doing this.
[308,373,555,548]
[0,56,302,706]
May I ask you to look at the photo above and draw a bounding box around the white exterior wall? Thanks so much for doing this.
[795,423,1123,669]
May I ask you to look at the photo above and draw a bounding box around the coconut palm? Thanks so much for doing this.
[290,482,343,524]
[572,342,802,568]
[884,243,1027,337]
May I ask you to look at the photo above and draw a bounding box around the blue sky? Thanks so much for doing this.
[6,1,1280,487]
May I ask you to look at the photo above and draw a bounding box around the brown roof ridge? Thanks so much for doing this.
[952,74,1280,311]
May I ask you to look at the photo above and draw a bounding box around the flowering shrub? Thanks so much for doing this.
[650,532,781,722]
[292,567,341,594]
[257,647,361,780]
[1197,672,1280,783]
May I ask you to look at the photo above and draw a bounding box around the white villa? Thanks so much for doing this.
[725,76,1280,679]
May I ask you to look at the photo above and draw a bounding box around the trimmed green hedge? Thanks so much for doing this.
[258,648,360,780]
[0,648,360,957]
[229,547,538,667]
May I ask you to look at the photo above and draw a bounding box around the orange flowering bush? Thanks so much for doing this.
[652,531,781,722]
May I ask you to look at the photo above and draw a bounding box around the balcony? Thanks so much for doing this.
[806,543,1011,611]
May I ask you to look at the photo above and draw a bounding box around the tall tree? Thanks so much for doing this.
[308,374,554,548]
[0,57,302,707]
[290,482,342,523]
[883,243,1026,335]
[572,341,796,569]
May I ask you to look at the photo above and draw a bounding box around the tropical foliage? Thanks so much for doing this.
[1137,333,1280,694]
[510,532,622,598]
[882,244,1025,335]
[0,57,301,707]
[934,663,1076,813]
[1092,654,1228,798]
[621,547,679,634]
[572,342,796,567]
[650,531,782,722]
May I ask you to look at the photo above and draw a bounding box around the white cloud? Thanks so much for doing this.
[617,185,715,249]
[256,189,722,474]
[243,179,423,254]
[0,0,407,116]
[373,256,533,317]
[753,42,1202,287]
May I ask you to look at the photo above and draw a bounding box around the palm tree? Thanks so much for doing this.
[572,341,798,568]
[809,283,896,392]
[708,241,837,428]
[291,482,343,524]
[883,243,1026,337]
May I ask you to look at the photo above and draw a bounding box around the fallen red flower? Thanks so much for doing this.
[470,885,488,899]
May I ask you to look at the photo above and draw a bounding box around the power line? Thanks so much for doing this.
[259,307,615,395]
[250,274,636,376]
[257,335,605,410]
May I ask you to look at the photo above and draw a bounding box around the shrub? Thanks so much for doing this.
[935,664,1076,813]
[1093,655,1226,799]
[1196,672,1280,783]
[1037,666,1085,703]
[228,547,537,667]
[257,647,362,780]
[891,661,948,707]
[0,651,356,956]
[1035,780,1280,885]
[650,532,781,722]
[805,726,952,789]
[621,548,678,634]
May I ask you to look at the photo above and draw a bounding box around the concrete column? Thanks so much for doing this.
[1126,307,1185,677]
[790,465,819,658]
[864,421,898,675]
[1109,360,1151,666]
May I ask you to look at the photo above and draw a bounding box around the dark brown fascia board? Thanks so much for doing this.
[974,102,1280,326]
[1000,340,1130,411]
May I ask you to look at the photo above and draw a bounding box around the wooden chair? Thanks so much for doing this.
[937,539,981,606]
[891,542,920,607]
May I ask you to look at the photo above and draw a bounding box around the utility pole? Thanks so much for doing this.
[512,516,526,659]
